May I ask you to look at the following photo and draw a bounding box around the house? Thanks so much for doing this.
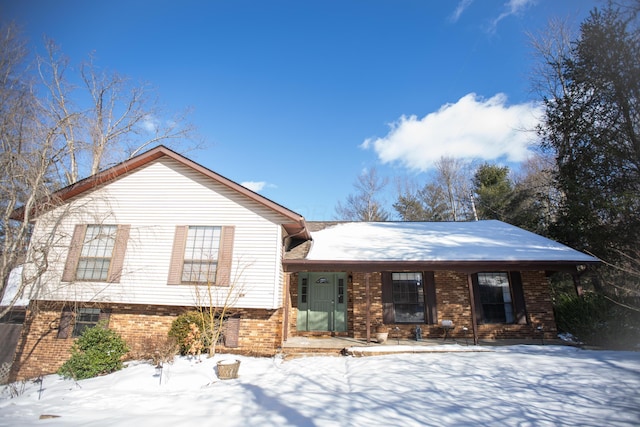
[8,146,599,380]
[283,221,598,345]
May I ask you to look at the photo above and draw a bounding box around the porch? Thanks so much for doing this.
[279,335,560,358]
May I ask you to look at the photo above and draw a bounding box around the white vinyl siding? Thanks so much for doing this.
[27,158,288,309]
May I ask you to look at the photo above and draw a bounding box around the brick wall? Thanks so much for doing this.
[10,301,283,381]
[10,303,74,381]
[350,272,382,339]
[287,269,557,342]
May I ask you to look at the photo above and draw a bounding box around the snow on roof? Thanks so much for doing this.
[0,265,28,307]
[305,220,598,263]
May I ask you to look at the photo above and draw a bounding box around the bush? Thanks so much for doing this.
[57,321,129,380]
[128,336,178,366]
[554,292,640,349]
[168,311,207,355]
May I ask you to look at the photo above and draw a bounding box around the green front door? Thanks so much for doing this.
[297,272,347,332]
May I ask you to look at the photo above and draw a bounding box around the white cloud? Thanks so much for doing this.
[141,114,159,133]
[241,181,274,192]
[490,0,537,31]
[361,93,543,172]
[450,0,473,23]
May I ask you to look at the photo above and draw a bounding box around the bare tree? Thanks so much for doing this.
[393,157,474,221]
[0,25,199,317]
[434,156,474,221]
[510,151,560,234]
[37,40,199,185]
[191,260,250,356]
[0,23,71,318]
[335,168,390,221]
[527,16,575,105]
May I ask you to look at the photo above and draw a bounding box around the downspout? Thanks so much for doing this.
[467,274,479,345]
[283,273,290,342]
[280,220,309,344]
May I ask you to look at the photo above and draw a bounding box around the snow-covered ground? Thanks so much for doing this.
[1,344,639,426]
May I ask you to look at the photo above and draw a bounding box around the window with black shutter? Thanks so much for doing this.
[57,307,111,339]
[382,272,437,324]
[472,272,527,325]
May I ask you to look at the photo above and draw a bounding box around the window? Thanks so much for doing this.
[57,306,110,339]
[477,273,513,323]
[472,272,527,325]
[167,225,235,286]
[72,307,101,337]
[181,226,221,283]
[76,225,117,281]
[300,277,308,304]
[62,224,130,283]
[382,272,437,324]
[392,273,425,323]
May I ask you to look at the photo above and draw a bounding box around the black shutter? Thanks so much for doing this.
[62,225,87,282]
[98,309,111,327]
[381,272,394,324]
[470,274,484,325]
[57,307,74,339]
[510,272,528,324]
[424,271,437,325]
[223,316,240,348]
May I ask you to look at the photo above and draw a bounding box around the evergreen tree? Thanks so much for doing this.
[538,5,640,264]
[472,163,513,221]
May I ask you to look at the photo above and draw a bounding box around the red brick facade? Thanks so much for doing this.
[10,269,556,381]
[288,269,556,341]
[10,302,283,381]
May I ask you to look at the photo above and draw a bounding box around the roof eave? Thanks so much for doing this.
[282,259,600,273]
[12,146,311,239]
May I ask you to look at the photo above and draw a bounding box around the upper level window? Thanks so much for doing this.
[181,226,221,283]
[476,272,515,324]
[168,225,235,286]
[62,224,129,283]
[76,225,117,281]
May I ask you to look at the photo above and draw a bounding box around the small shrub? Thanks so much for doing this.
[57,321,129,380]
[128,336,178,365]
[169,311,206,355]
[151,336,178,365]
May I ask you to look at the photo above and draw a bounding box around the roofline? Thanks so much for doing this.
[282,259,600,273]
[15,145,310,239]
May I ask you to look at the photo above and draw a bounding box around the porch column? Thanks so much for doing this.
[283,273,290,342]
[365,273,371,343]
[466,274,479,345]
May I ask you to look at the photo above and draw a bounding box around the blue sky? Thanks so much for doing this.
[1,0,598,220]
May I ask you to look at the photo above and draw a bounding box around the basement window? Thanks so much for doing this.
[72,308,101,337]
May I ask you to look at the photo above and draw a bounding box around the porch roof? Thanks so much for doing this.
[283,220,599,273]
